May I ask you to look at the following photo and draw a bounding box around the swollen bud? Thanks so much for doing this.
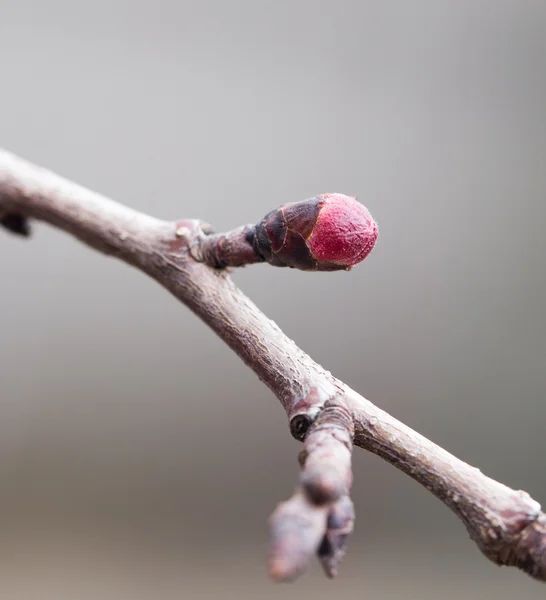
[251,194,378,271]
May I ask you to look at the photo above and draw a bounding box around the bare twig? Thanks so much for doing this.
[0,148,544,583]
[269,400,354,580]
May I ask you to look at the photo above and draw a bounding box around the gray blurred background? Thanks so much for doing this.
[1,1,545,598]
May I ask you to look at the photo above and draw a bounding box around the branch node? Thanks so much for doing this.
[301,466,346,506]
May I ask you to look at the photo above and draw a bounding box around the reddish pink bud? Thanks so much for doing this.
[307,194,377,269]
[251,194,378,271]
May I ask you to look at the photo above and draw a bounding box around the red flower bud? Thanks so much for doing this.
[252,194,377,271]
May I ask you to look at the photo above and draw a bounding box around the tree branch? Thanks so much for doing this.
[0,148,544,583]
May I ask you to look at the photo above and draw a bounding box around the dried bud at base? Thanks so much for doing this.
[251,194,377,271]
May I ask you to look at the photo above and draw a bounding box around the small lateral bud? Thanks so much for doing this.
[317,495,355,578]
[251,193,377,271]
[0,213,30,237]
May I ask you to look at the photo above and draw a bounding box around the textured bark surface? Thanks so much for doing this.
[0,148,544,583]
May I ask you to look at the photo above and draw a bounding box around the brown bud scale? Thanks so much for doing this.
[251,194,377,271]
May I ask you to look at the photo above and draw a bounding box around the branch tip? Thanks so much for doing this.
[318,496,355,578]
[268,491,328,582]
[198,194,377,271]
